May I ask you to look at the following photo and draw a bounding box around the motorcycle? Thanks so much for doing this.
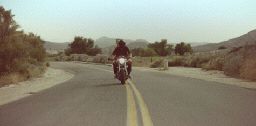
[114,56,129,84]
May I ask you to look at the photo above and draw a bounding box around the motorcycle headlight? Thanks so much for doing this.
[118,58,125,64]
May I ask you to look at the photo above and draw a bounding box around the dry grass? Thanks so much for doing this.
[221,46,256,79]
[202,56,224,71]
[0,73,25,86]
[168,50,226,69]
[132,56,163,67]
[240,58,256,80]
[168,56,186,66]
[131,46,256,81]
[92,55,108,64]
[223,54,243,77]
[237,46,256,80]
[0,64,46,87]
[150,59,164,68]
[166,46,256,81]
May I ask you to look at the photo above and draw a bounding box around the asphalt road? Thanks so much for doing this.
[1,62,256,126]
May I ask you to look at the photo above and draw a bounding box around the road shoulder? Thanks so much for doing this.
[0,67,74,106]
[134,66,256,89]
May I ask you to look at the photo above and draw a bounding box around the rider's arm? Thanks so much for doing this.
[112,47,118,59]
[126,47,132,58]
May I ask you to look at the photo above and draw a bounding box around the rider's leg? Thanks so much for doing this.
[127,60,132,75]
[113,61,117,75]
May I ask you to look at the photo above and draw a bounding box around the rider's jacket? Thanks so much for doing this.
[112,45,130,57]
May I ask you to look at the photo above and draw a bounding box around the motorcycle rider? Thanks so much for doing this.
[112,39,132,78]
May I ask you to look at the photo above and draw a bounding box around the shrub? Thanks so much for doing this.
[65,48,72,56]
[240,58,256,80]
[222,45,256,78]
[0,72,24,86]
[46,62,50,67]
[0,64,46,86]
[0,6,46,80]
[183,54,212,68]
[223,54,243,77]
[92,55,108,63]
[168,56,185,66]
[218,46,227,50]
[150,59,163,68]
[131,48,157,57]
[238,46,256,80]
[202,56,224,70]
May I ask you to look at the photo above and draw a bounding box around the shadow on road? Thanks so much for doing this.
[92,83,121,87]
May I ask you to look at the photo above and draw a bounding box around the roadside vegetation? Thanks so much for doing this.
[48,36,105,63]
[131,39,256,81]
[167,45,256,81]
[0,6,47,86]
[47,34,256,81]
[131,40,192,68]
[51,39,193,66]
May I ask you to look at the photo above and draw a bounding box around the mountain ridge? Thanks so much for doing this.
[193,29,256,52]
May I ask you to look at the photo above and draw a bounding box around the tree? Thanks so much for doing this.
[148,39,173,56]
[0,6,46,74]
[87,45,102,56]
[175,42,193,55]
[184,43,192,53]
[69,37,87,54]
[67,36,102,56]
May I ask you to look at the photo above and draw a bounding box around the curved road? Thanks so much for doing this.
[1,62,256,126]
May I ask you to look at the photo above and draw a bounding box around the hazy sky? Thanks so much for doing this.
[1,0,256,43]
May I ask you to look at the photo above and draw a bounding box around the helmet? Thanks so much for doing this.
[118,40,126,46]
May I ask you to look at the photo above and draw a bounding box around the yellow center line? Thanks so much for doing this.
[81,64,153,126]
[125,84,138,126]
[128,79,154,126]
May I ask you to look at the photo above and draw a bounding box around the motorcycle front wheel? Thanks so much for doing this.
[119,70,126,85]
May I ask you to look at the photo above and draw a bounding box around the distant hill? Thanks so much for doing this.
[44,37,149,55]
[99,37,208,55]
[94,37,116,48]
[127,39,148,49]
[44,41,69,50]
[44,41,69,54]
[188,42,209,47]
[100,38,149,55]
[193,29,256,52]
[95,36,135,48]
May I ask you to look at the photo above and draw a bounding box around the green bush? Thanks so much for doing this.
[175,42,193,55]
